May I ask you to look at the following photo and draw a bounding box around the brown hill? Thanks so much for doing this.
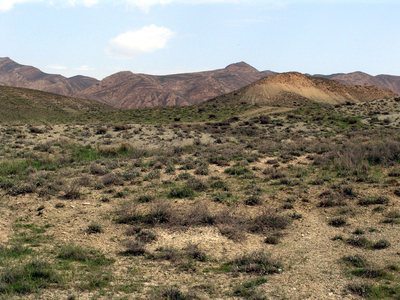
[207,72,398,107]
[74,62,267,109]
[0,86,115,122]
[314,71,400,95]
[0,57,98,96]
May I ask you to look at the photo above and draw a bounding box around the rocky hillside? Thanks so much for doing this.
[74,62,267,109]
[0,86,115,122]
[315,71,400,95]
[208,72,398,107]
[0,57,98,96]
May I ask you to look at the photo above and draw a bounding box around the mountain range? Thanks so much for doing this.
[0,57,398,110]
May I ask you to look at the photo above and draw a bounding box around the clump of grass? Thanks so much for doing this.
[86,222,103,234]
[342,254,368,268]
[353,228,365,235]
[99,173,122,186]
[346,236,371,248]
[184,244,207,262]
[186,178,208,192]
[96,126,107,134]
[265,235,280,245]
[245,194,262,206]
[351,267,387,279]
[136,230,157,244]
[57,244,114,266]
[373,239,391,250]
[123,240,146,256]
[168,185,194,199]
[328,216,347,227]
[347,282,373,297]
[358,196,389,206]
[137,194,155,203]
[225,251,283,275]
[157,286,197,300]
[249,210,291,233]
[0,258,59,294]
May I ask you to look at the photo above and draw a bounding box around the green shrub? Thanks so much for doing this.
[225,251,282,275]
[169,186,194,198]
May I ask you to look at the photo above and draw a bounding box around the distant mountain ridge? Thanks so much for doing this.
[314,71,400,95]
[74,62,267,109]
[0,57,98,96]
[0,57,399,110]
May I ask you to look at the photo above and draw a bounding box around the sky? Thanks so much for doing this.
[0,0,399,80]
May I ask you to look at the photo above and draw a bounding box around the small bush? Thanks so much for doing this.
[63,180,81,200]
[373,239,391,250]
[136,230,157,244]
[90,163,106,175]
[96,126,107,135]
[358,196,389,206]
[194,165,209,176]
[352,267,387,279]
[169,185,194,199]
[353,228,365,235]
[137,194,155,203]
[347,282,373,297]
[226,251,282,275]
[342,254,368,268]
[249,210,290,233]
[100,173,122,186]
[86,222,103,234]
[185,244,207,262]
[265,235,280,245]
[245,195,263,206]
[328,217,347,227]
[123,240,146,256]
[186,178,208,192]
[158,286,197,300]
[347,236,371,248]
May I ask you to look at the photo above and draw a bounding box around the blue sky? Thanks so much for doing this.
[1,0,399,79]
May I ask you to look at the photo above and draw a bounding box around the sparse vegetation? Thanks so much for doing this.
[1,89,400,299]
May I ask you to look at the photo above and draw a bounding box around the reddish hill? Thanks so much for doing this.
[314,71,400,95]
[0,57,98,96]
[74,62,267,109]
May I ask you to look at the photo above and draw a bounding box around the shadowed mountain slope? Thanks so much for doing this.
[206,72,398,107]
[74,62,267,109]
[314,71,400,95]
[0,86,115,123]
[0,57,98,96]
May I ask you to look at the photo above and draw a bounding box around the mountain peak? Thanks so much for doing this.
[225,62,259,72]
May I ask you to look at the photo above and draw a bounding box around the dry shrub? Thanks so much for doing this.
[124,240,146,256]
[63,180,81,199]
[77,174,92,187]
[144,202,180,225]
[184,204,215,226]
[96,126,107,134]
[90,163,106,175]
[248,209,290,233]
[113,123,128,131]
[227,251,283,275]
[115,202,142,224]
[99,173,122,186]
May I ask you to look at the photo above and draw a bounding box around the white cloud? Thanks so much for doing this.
[75,65,95,71]
[66,0,98,7]
[46,64,68,70]
[0,0,42,12]
[107,25,175,59]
